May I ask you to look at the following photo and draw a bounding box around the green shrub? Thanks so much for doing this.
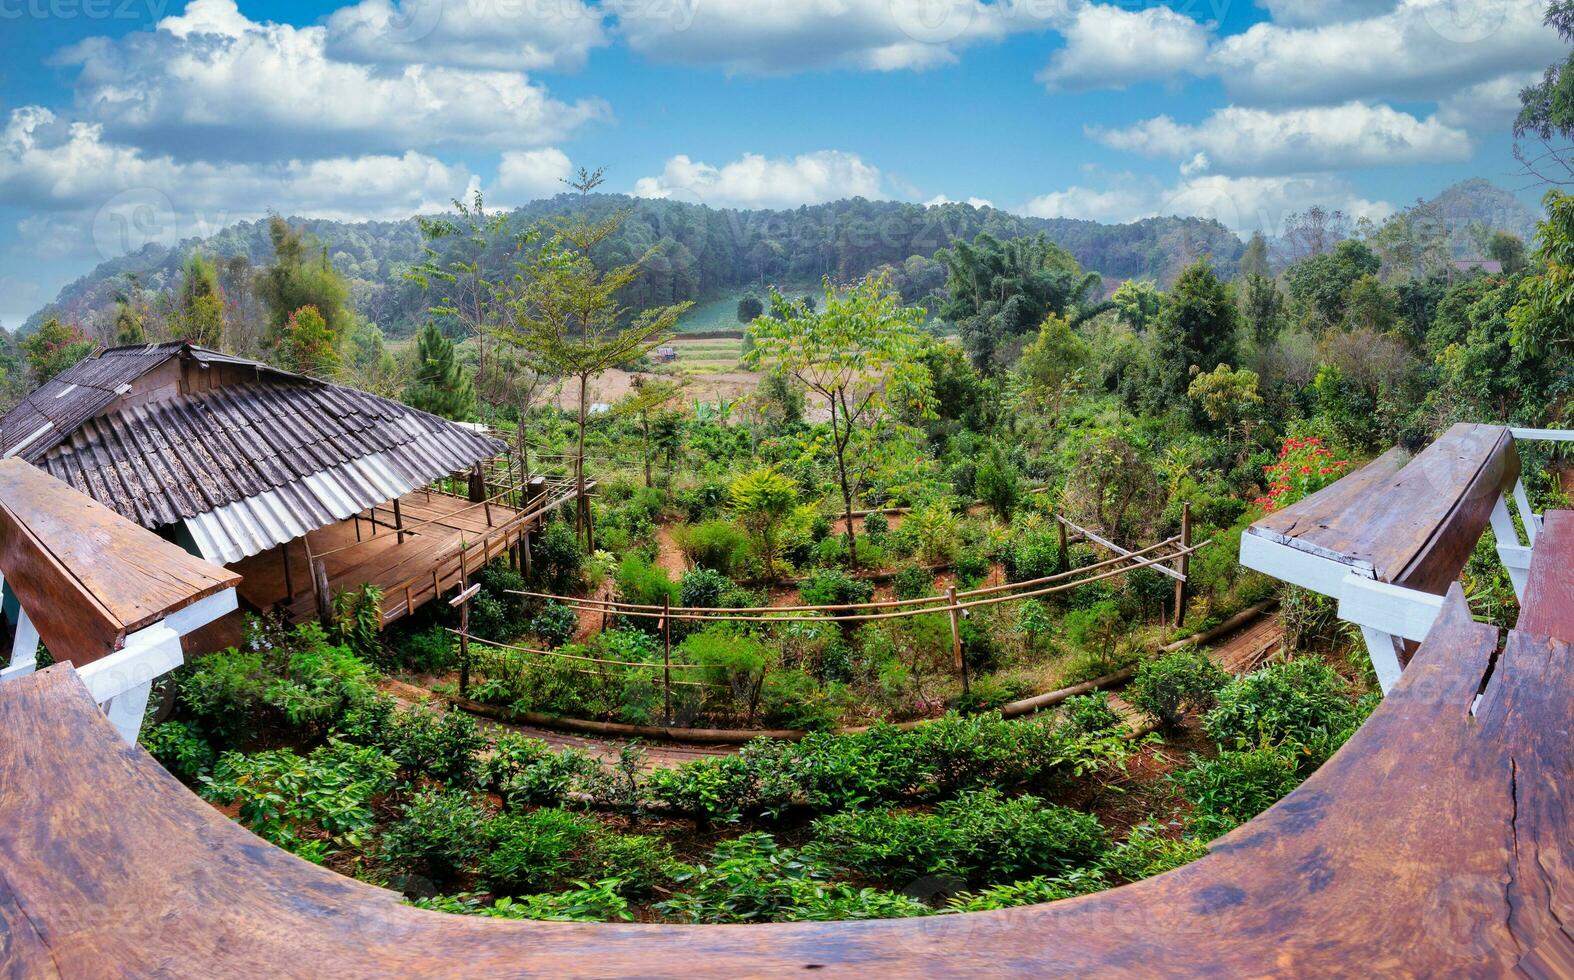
[529,602,578,646]
[500,748,600,809]
[862,511,889,541]
[657,833,930,924]
[385,705,488,787]
[416,881,634,922]
[532,520,584,592]
[674,520,750,575]
[1127,650,1228,728]
[647,753,773,827]
[615,553,677,616]
[947,870,1107,911]
[1097,824,1208,882]
[760,670,845,731]
[807,788,1108,887]
[1057,694,1122,736]
[480,732,555,790]
[679,567,734,608]
[799,568,874,607]
[399,626,457,674]
[380,788,490,885]
[681,628,769,718]
[585,833,676,897]
[1174,746,1302,837]
[952,549,990,587]
[1003,533,1060,583]
[891,563,933,601]
[1203,658,1359,759]
[950,675,1028,714]
[201,738,397,861]
[480,808,599,895]
[141,720,216,781]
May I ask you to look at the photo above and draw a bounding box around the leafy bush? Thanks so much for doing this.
[952,549,990,587]
[799,569,874,607]
[380,788,490,885]
[674,520,750,576]
[1057,694,1122,736]
[1174,746,1302,837]
[891,564,933,601]
[657,833,930,924]
[1203,658,1359,760]
[529,602,578,647]
[1003,532,1061,583]
[587,833,676,897]
[532,519,584,593]
[385,705,488,787]
[862,511,889,541]
[480,808,599,895]
[398,626,457,674]
[647,752,777,827]
[615,553,677,616]
[679,567,734,609]
[141,720,216,781]
[807,788,1108,887]
[680,628,769,719]
[500,748,600,809]
[760,669,845,731]
[1097,824,1208,882]
[1127,650,1228,728]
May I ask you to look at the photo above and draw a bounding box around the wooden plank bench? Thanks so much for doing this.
[2,583,1571,976]
[1517,509,1574,641]
[1242,423,1523,689]
[0,458,239,740]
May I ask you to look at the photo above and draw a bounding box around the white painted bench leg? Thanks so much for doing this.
[1,607,39,680]
[101,681,154,744]
[1490,496,1530,601]
[1360,626,1404,694]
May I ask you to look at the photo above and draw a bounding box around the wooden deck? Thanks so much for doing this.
[231,489,532,627]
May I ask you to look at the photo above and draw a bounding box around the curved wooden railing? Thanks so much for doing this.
[1,564,1571,975]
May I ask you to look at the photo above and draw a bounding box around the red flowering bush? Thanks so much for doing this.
[1253,436,1350,513]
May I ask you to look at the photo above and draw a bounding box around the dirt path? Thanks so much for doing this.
[654,525,687,578]
[379,678,731,770]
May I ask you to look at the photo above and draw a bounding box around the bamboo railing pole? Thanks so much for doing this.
[662,596,673,725]
[948,586,968,697]
[1173,502,1191,629]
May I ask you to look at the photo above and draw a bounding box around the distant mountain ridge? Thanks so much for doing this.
[1430,177,1540,257]
[20,195,1243,337]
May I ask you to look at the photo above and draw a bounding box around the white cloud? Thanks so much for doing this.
[618,0,1061,74]
[1211,0,1563,106]
[925,194,994,208]
[633,151,884,208]
[1438,69,1541,131]
[1038,3,1210,90]
[1019,172,1394,237]
[324,0,607,72]
[56,0,608,161]
[0,106,473,264]
[1093,102,1472,174]
[1023,184,1151,223]
[495,147,573,200]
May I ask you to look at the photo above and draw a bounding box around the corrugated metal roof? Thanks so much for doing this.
[1,343,503,564]
[0,343,182,462]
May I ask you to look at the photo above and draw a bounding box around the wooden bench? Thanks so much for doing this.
[1242,423,1524,689]
[1517,509,1574,641]
[0,458,239,741]
[1,581,1570,976]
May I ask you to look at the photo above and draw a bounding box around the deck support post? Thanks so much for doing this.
[1173,502,1191,629]
[662,596,673,725]
[393,498,405,545]
[311,558,332,627]
[2,607,39,680]
[1057,518,1068,573]
[280,541,294,601]
[947,585,968,698]
[1490,495,1531,600]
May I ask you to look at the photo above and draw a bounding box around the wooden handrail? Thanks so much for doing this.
[3,578,1571,974]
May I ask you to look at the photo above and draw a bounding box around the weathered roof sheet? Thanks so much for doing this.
[1,343,503,564]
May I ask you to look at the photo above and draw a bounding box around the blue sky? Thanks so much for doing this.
[0,0,1561,326]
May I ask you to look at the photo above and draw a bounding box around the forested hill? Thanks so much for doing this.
[22,195,1243,337]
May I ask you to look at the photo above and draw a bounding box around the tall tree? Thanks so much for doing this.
[1285,239,1382,331]
[404,322,475,419]
[1111,279,1162,333]
[1282,207,1350,262]
[21,317,94,385]
[1151,259,1239,409]
[745,273,932,564]
[1239,231,1273,279]
[257,216,351,340]
[497,189,691,544]
[1241,274,1284,346]
[1517,1,1574,184]
[275,306,340,377]
[173,252,224,348]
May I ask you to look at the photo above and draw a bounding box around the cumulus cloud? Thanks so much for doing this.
[495,147,573,200]
[925,194,994,208]
[1210,0,1563,106]
[1023,184,1151,223]
[618,0,1060,74]
[1038,3,1210,90]
[325,0,607,72]
[632,151,884,208]
[1020,172,1393,237]
[0,106,473,263]
[55,0,608,161]
[1438,69,1542,131]
[1092,102,1472,174]
[1255,0,1399,26]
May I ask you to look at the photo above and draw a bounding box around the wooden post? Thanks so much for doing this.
[311,558,332,627]
[662,596,673,725]
[1173,502,1191,630]
[451,583,480,697]
[1057,517,1069,573]
[469,464,486,503]
[947,585,969,698]
[354,513,362,542]
[279,541,294,600]
[393,498,405,545]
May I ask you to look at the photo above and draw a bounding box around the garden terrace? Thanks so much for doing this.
[0,427,1573,973]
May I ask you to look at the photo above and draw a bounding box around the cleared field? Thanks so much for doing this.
[675,283,819,333]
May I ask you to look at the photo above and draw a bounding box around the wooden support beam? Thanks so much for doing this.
[1173,502,1191,629]
[1057,515,1185,582]
[393,498,405,545]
